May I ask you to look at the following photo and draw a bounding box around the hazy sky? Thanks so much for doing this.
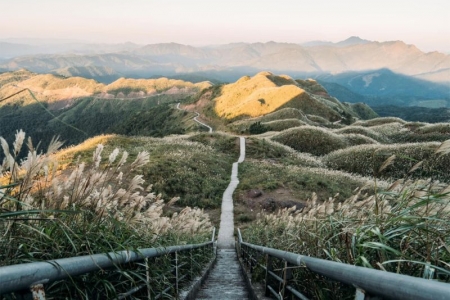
[1,0,449,52]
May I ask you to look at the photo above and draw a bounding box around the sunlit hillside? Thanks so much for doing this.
[0,69,211,104]
[214,72,306,119]
[185,71,378,133]
[0,70,212,151]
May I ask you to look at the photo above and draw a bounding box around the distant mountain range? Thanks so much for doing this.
[1,37,449,82]
[1,37,449,107]
[317,69,450,106]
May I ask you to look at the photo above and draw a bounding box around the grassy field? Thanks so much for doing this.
[1,70,449,298]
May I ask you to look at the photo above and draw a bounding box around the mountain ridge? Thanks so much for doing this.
[2,39,449,84]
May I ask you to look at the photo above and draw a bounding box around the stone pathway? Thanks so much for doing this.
[195,137,248,299]
[193,112,213,133]
[175,104,248,299]
[217,136,245,249]
[195,249,249,299]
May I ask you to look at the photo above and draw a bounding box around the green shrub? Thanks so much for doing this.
[334,126,388,143]
[249,121,268,134]
[324,142,450,181]
[272,126,348,156]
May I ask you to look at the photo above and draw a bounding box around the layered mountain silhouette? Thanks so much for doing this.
[318,69,450,106]
[1,38,449,84]
[1,37,449,110]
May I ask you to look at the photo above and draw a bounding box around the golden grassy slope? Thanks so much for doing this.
[0,70,211,104]
[214,72,306,119]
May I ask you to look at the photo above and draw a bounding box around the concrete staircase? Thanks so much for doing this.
[195,249,249,299]
[194,137,250,299]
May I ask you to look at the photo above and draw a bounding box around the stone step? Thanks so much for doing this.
[195,249,249,299]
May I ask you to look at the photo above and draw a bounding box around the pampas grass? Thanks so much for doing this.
[243,138,450,298]
[1,130,212,237]
[244,178,450,298]
[0,130,213,297]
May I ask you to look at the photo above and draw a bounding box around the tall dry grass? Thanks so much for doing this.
[0,130,212,297]
[244,140,450,299]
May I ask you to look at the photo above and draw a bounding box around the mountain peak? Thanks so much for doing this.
[336,36,371,47]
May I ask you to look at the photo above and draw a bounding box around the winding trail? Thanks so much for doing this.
[176,102,212,133]
[193,112,213,133]
[176,102,245,247]
[196,137,247,299]
[217,136,245,249]
[176,102,248,298]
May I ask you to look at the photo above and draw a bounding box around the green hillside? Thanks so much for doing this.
[1,70,449,297]
[0,70,211,152]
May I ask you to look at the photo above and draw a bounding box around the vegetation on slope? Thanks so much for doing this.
[214,72,307,120]
[272,126,349,156]
[2,70,449,297]
[0,70,212,152]
[0,131,213,298]
[324,142,450,181]
[226,81,450,296]
[56,133,238,210]
[243,177,450,299]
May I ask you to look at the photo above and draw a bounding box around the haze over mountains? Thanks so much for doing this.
[1,37,449,82]
[1,37,449,109]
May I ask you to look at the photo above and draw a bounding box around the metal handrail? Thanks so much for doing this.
[1,229,216,298]
[237,229,450,300]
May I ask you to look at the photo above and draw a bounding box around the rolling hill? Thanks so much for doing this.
[2,67,449,299]
[0,70,212,150]
[184,71,378,134]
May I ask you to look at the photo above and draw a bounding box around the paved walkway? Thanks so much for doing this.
[176,103,248,299]
[196,137,248,299]
[195,249,249,299]
[217,136,245,249]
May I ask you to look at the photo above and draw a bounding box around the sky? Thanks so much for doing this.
[1,0,449,52]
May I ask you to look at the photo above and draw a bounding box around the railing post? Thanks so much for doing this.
[145,258,151,300]
[212,227,216,258]
[189,248,194,281]
[236,228,241,257]
[249,247,255,273]
[282,261,294,300]
[355,288,379,300]
[241,245,246,265]
[265,254,275,297]
[171,251,179,297]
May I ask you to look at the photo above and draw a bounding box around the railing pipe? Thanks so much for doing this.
[240,241,450,300]
[237,228,243,243]
[0,241,212,295]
